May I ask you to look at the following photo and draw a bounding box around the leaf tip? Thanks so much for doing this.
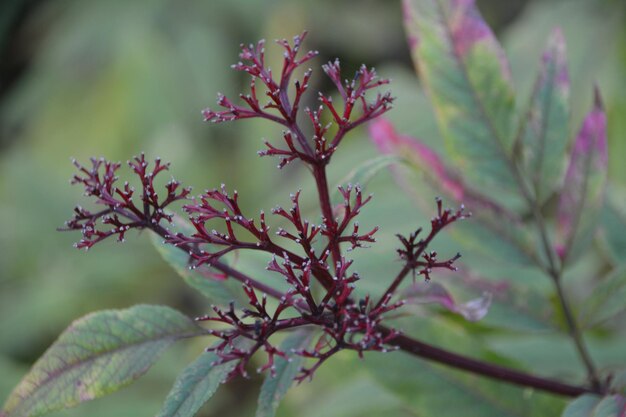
[401,0,414,22]
[593,84,604,111]
[402,0,420,49]
[543,27,569,90]
[548,26,565,44]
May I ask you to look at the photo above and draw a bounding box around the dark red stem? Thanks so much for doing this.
[375,264,412,309]
[379,326,601,397]
[313,163,341,267]
[150,222,599,397]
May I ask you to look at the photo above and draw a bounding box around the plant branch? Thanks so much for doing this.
[313,163,342,267]
[57,180,597,398]
[512,164,602,390]
[153,221,599,397]
[61,31,605,400]
[375,200,466,309]
[553,276,602,390]
[375,264,413,309]
[434,0,601,386]
[530,198,600,390]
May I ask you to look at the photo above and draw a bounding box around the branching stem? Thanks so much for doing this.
[150,218,601,397]
[513,164,602,390]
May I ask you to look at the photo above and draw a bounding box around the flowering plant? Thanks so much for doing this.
[2,1,625,417]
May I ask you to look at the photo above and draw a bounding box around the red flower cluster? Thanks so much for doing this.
[63,33,465,382]
[63,155,190,249]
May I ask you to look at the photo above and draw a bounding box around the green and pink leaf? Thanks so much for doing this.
[369,118,465,201]
[518,28,570,202]
[369,118,536,265]
[402,0,518,196]
[1,305,205,417]
[556,89,608,263]
[400,281,492,322]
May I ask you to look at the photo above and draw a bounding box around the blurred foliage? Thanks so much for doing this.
[0,0,624,416]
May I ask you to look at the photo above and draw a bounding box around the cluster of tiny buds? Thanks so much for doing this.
[397,197,469,281]
[62,34,467,384]
[193,275,403,383]
[64,155,464,382]
[202,31,393,167]
[332,184,378,251]
[62,154,190,249]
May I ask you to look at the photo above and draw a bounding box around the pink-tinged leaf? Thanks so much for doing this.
[369,118,536,265]
[368,118,513,213]
[451,270,557,332]
[402,281,492,322]
[518,28,571,202]
[369,118,464,201]
[403,0,518,199]
[556,89,608,263]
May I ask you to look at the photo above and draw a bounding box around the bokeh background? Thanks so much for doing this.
[1,0,624,416]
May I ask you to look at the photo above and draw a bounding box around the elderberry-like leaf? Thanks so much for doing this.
[517,28,570,203]
[403,0,518,199]
[599,186,626,267]
[556,89,608,264]
[156,340,253,417]
[150,224,243,305]
[579,267,626,327]
[1,305,204,417]
[561,394,626,417]
[255,330,314,417]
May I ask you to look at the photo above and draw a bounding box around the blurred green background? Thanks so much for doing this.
[0,0,624,416]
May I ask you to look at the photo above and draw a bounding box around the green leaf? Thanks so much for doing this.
[480,281,556,332]
[519,28,570,202]
[556,90,608,264]
[255,330,313,417]
[403,0,518,196]
[580,267,626,326]
[487,331,626,383]
[600,186,626,266]
[561,394,626,417]
[562,395,601,417]
[150,217,242,305]
[368,350,563,416]
[450,218,536,266]
[591,395,626,417]
[365,318,564,416]
[334,155,402,192]
[156,351,237,417]
[1,305,204,417]
[426,269,557,333]
[300,375,403,417]
[610,370,626,395]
